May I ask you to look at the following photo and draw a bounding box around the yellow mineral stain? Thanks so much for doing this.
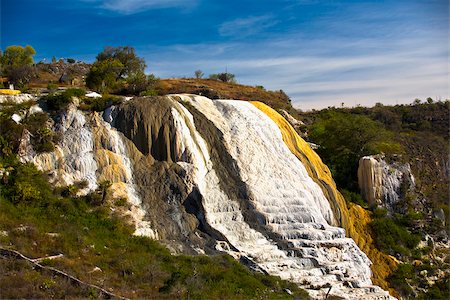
[251,101,398,294]
[91,113,130,184]
[0,89,21,95]
[109,182,129,200]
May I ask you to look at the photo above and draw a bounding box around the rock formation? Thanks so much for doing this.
[20,94,397,299]
[358,155,415,211]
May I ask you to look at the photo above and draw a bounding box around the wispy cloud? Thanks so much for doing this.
[219,15,278,38]
[143,29,448,110]
[82,0,196,14]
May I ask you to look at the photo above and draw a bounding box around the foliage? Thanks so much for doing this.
[209,72,236,83]
[43,88,85,111]
[341,189,366,207]
[370,208,420,258]
[80,94,122,112]
[96,46,146,78]
[0,159,309,299]
[388,262,450,299]
[308,110,401,192]
[387,263,415,297]
[0,101,55,155]
[417,275,450,299]
[86,46,149,94]
[194,69,204,79]
[121,73,160,96]
[0,45,37,88]
[85,58,124,93]
[46,83,58,94]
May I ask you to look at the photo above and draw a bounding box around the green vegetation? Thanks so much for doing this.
[0,45,37,88]
[43,88,122,112]
[301,100,449,297]
[86,46,159,95]
[43,88,85,111]
[387,263,450,299]
[307,110,401,193]
[0,101,56,156]
[370,208,420,258]
[80,94,122,112]
[0,158,309,299]
[209,72,237,83]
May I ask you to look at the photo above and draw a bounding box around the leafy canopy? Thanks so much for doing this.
[309,110,402,192]
[0,45,36,87]
[86,46,157,95]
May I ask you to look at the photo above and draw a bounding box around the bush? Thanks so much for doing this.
[308,110,401,192]
[44,88,85,111]
[80,94,122,112]
[209,72,236,83]
[341,189,366,206]
[388,264,415,297]
[370,211,420,257]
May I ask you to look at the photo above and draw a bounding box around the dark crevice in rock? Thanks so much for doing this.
[183,186,237,251]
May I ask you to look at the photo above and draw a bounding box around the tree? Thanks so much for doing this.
[0,45,36,88]
[86,59,124,93]
[209,72,236,83]
[309,111,402,192]
[194,69,204,79]
[95,46,146,78]
[86,46,147,94]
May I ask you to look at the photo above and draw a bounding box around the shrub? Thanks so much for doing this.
[209,72,236,83]
[341,189,366,206]
[388,264,415,297]
[80,94,122,112]
[370,211,420,257]
[44,88,85,111]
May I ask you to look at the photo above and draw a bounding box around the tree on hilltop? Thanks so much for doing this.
[95,46,146,79]
[86,46,154,94]
[0,45,37,88]
[194,69,204,79]
[209,72,236,83]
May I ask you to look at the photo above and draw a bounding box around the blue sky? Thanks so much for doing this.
[1,0,448,109]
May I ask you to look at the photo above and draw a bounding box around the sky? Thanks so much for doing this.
[1,0,448,110]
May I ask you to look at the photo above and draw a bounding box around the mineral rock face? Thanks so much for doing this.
[358,155,415,210]
[21,95,395,299]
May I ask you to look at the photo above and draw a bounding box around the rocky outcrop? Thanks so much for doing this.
[20,95,397,299]
[358,155,415,210]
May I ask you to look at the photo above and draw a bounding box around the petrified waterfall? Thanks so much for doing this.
[23,95,396,299]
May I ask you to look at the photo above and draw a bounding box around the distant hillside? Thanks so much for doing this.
[30,61,90,88]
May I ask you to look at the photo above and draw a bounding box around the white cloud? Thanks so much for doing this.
[84,0,196,14]
[142,32,448,110]
[219,15,278,37]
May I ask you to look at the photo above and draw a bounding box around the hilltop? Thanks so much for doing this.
[25,61,296,115]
